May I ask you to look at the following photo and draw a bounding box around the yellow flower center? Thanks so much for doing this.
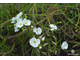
[36,30,38,32]
[33,41,36,44]
[20,23,22,25]
[25,22,27,24]
[63,44,66,47]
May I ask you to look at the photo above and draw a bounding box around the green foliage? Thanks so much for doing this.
[0,3,80,56]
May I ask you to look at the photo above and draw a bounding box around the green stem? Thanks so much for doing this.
[33,18,46,27]
[52,31,57,52]
[62,29,74,39]
[75,4,80,29]
[72,30,80,39]
[0,19,11,29]
[0,43,15,55]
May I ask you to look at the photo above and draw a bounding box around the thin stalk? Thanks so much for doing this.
[75,4,80,29]
[0,43,15,55]
[52,31,57,52]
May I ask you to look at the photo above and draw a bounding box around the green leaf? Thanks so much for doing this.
[73,43,80,48]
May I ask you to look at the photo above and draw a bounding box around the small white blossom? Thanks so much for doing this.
[71,50,75,54]
[33,27,37,32]
[33,27,42,35]
[16,18,23,28]
[14,27,20,32]
[49,24,55,27]
[61,41,68,50]
[23,18,31,26]
[29,37,40,48]
[42,37,45,41]
[16,12,23,19]
[31,26,33,28]
[49,24,58,31]
[11,17,17,23]
[11,12,23,24]
[55,51,57,55]
[39,46,42,49]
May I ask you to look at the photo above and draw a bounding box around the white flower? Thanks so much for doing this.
[16,18,23,28]
[14,24,20,32]
[23,18,31,26]
[33,27,37,32]
[11,17,17,23]
[61,41,68,50]
[29,37,40,48]
[55,51,57,55]
[31,26,33,28]
[14,27,20,32]
[39,46,42,49]
[33,27,42,35]
[16,12,23,19]
[11,12,23,24]
[42,37,45,41]
[71,50,75,54]
[49,24,58,31]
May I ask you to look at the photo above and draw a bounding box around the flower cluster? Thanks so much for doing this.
[11,12,31,32]
[29,27,45,48]
[29,36,45,48]
[49,24,69,50]
[29,24,58,48]
[11,12,69,51]
[29,26,44,48]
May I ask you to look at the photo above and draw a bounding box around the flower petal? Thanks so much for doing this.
[36,39,40,44]
[33,27,37,32]
[16,12,23,18]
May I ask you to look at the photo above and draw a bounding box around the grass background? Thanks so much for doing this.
[0,3,80,56]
